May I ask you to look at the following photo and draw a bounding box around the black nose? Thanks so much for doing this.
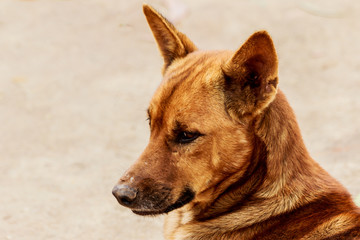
[112,185,138,207]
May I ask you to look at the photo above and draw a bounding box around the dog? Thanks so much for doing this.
[113,4,360,239]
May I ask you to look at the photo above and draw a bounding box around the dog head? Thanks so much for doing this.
[113,4,278,216]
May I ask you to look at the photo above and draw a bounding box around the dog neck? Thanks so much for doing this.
[252,90,342,199]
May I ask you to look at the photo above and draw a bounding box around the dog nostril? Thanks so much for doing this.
[119,196,132,206]
[112,185,138,207]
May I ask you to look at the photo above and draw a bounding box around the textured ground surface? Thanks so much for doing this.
[0,0,359,239]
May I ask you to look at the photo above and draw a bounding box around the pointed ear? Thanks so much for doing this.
[143,4,197,73]
[222,31,279,118]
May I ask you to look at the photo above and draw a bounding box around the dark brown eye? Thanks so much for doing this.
[176,131,201,144]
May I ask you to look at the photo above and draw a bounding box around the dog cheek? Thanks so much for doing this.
[177,157,211,193]
[169,151,198,192]
[218,132,252,173]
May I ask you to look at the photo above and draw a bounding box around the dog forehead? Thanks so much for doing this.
[151,51,230,103]
[149,51,232,116]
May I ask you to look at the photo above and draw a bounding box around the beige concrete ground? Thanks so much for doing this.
[0,0,359,239]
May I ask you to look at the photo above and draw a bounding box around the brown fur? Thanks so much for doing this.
[113,4,360,240]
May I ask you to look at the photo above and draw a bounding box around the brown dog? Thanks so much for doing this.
[113,4,360,239]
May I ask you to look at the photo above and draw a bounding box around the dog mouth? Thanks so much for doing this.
[131,187,195,216]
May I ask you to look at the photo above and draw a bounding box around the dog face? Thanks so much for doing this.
[115,51,253,215]
[112,5,278,216]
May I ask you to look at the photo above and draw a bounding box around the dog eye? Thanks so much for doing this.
[176,131,201,144]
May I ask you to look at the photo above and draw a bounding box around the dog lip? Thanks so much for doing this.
[130,187,195,216]
[131,209,165,216]
[163,187,195,213]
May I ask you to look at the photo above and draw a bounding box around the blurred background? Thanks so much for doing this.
[0,0,359,239]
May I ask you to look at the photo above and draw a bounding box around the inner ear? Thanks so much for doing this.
[222,31,279,118]
[243,55,268,86]
[223,31,278,83]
